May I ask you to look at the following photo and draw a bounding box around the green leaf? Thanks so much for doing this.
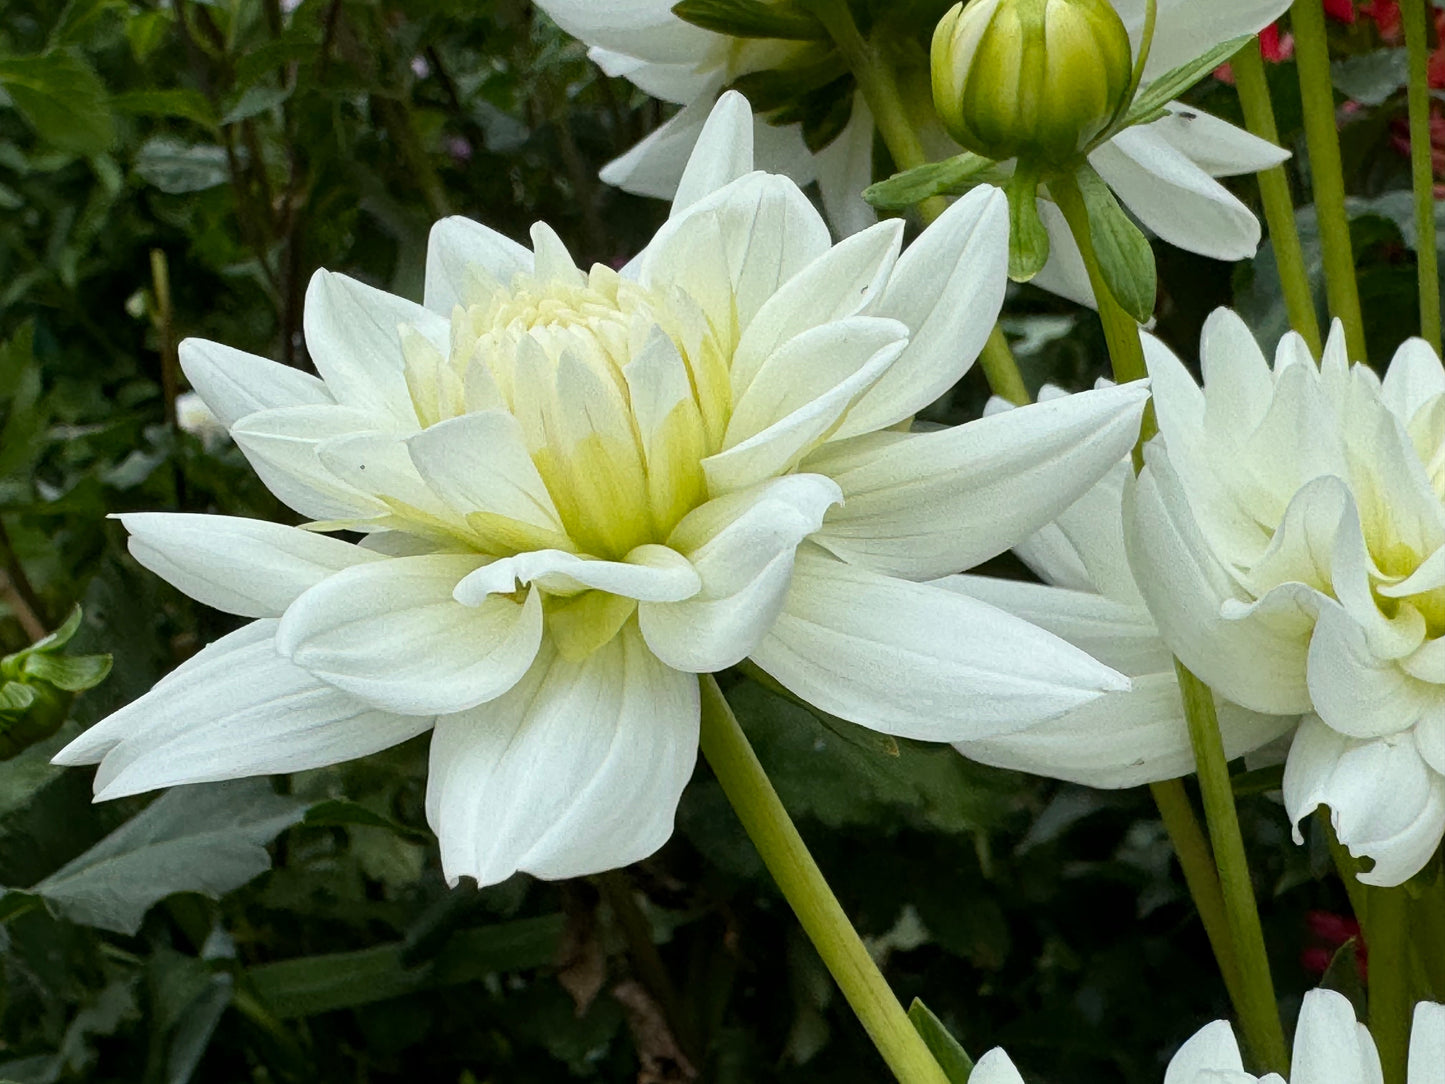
[246,914,565,1017]
[1073,164,1156,323]
[32,780,307,934]
[863,152,994,211]
[110,89,217,129]
[728,53,848,114]
[908,999,975,1083]
[125,9,174,63]
[1318,938,1367,1019]
[0,888,40,924]
[0,50,114,155]
[1331,49,1409,108]
[0,682,36,714]
[671,0,826,40]
[21,652,112,693]
[303,798,428,840]
[133,136,231,194]
[22,605,84,656]
[219,84,291,126]
[1006,167,1049,282]
[1122,36,1253,131]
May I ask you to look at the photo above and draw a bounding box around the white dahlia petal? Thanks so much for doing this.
[178,338,333,429]
[1410,1003,1445,1084]
[120,513,383,619]
[425,627,698,887]
[1291,989,1383,1084]
[276,554,542,715]
[230,404,388,521]
[968,1050,1028,1084]
[424,215,533,315]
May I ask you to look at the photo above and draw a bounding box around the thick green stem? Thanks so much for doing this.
[1150,779,1246,1014]
[1290,0,1366,360]
[1175,663,1289,1076]
[809,0,1029,404]
[1403,0,1442,354]
[1230,41,1324,356]
[1364,886,1410,1084]
[1049,171,1147,384]
[979,325,1029,404]
[698,677,950,1084]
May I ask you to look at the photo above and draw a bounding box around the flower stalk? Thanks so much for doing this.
[1229,39,1324,356]
[698,676,951,1084]
[1175,662,1288,1076]
[1290,0,1366,361]
[1402,0,1441,354]
[1363,884,1410,1084]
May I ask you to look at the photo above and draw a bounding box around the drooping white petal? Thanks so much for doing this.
[1307,602,1437,739]
[120,513,383,618]
[1126,446,1317,713]
[424,216,533,315]
[813,95,878,238]
[810,382,1149,580]
[52,621,432,798]
[672,90,755,217]
[1291,989,1383,1084]
[533,0,720,65]
[1114,0,1293,83]
[1015,456,1143,604]
[1409,1003,1445,1084]
[602,96,717,201]
[1143,103,1290,177]
[839,185,1009,437]
[303,270,447,428]
[640,473,842,672]
[588,48,710,105]
[178,339,333,429]
[276,554,542,715]
[230,404,388,521]
[1090,127,1262,262]
[425,627,699,887]
[454,545,700,604]
[957,670,1295,789]
[749,546,1130,742]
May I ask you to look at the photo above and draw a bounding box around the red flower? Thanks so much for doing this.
[1301,910,1367,983]
[1324,0,1357,22]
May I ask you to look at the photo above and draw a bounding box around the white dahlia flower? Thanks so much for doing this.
[537,0,1290,302]
[1166,990,1445,1084]
[939,386,1295,787]
[1129,310,1445,885]
[54,93,1148,888]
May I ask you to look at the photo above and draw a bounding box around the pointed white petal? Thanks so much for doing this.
[811,382,1149,579]
[749,546,1130,742]
[589,48,709,105]
[53,622,431,797]
[601,96,715,201]
[425,628,698,887]
[406,410,563,532]
[672,90,754,217]
[120,513,383,618]
[1144,103,1290,177]
[533,0,720,64]
[639,473,842,672]
[1090,129,1262,262]
[1114,0,1294,83]
[454,545,700,604]
[1164,1020,1245,1084]
[956,670,1295,789]
[968,1049,1027,1084]
[841,185,1010,437]
[276,554,542,715]
[1381,337,1445,424]
[230,404,389,521]
[178,339,333,429]
[317,431,470,532]
[424,216,533,314]
[1200,307,1275,433]
[303,269,447,427]
[1292,989,1381,1084]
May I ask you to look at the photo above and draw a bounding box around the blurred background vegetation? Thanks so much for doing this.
[0,1,1425,1080]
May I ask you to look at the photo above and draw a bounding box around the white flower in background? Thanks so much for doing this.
[938,386,1294,788]
[536,0,1290,302]
[1166,990,1445,1084]
[1129,309,1445,885]
[175,390,230,449]
[54,93,1150,888]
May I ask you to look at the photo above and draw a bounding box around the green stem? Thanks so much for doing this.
[1149,779,1247,1014]
[1320,809,1371,928]
[1403,0,1442,354]
[1049,171,1147,383]
[698,676,950,1084]
[1290,0,1366,360]
[809,0,1030,405]
[979,325,1029,404]
[1363,885,1410,1084]
[1230,40,1324,356]
[1175,663,1288,1076]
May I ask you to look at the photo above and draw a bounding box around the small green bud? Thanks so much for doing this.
[930,0,1133,168]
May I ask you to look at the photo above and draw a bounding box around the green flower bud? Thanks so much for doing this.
[931,0,1133,168]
